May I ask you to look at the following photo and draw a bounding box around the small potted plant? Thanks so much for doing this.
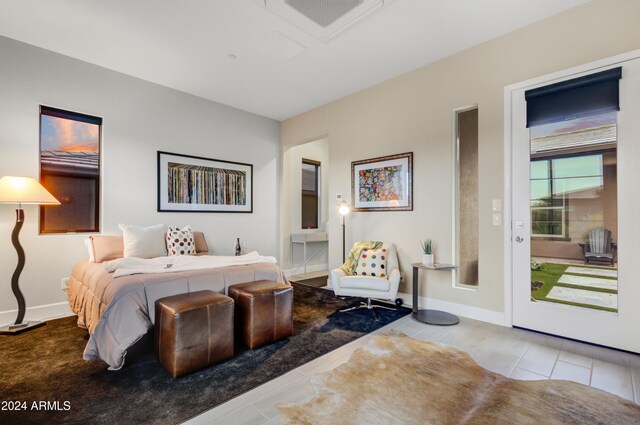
[420,239,434,267]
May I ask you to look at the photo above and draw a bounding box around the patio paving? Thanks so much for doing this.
[546,286,618,309]
[565,266,618,278]
[558,274,617,290]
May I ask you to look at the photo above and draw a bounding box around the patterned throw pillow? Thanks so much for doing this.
[166,226,196,256]
[354,248,388,278]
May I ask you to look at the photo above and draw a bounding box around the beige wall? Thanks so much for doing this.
[281,0,640,313]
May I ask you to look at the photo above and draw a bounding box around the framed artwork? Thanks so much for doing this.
[351,152,413,212]
[157,151,253,213]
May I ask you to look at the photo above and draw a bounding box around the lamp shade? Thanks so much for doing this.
[338,200,350,216]
[0,176,60,205]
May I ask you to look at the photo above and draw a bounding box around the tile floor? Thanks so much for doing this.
[185,314,640,425]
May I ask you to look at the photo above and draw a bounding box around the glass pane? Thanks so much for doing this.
[553,176,603,197]
[301,163,317,192]
[456,108,479,286]
[531,180,551,201]
[40,109,101,233]
[552,155,602,178]
[531,160,549,179]
[529,111,617,313]
[301,161,319,229]
[530,111,617,141]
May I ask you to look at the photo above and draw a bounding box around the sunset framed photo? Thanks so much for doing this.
[351,152,413,212]
[157,151,253,213]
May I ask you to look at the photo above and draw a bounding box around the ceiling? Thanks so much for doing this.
[0,0,589,121]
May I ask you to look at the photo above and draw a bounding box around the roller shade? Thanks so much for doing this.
[525,67,621,128]
[41,105,102,125]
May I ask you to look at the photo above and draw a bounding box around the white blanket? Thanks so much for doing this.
[104,251,277,277]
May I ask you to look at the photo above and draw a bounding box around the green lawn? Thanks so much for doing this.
[530,262,618,313]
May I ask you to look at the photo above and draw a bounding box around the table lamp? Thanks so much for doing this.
[0,176,60,334]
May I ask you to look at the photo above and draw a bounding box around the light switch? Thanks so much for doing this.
[492,213,501,226]
[492,199,501,212]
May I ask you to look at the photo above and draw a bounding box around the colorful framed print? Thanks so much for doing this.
[352,152,413,212]
[157,151,253,213]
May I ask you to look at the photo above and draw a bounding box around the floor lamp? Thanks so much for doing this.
[0,176,60,335]
[338,200,350,263]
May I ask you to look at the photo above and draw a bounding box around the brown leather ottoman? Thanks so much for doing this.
[155,290,234,378]
[228,280,293,349]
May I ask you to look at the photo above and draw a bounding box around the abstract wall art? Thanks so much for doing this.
[351,152,413,212]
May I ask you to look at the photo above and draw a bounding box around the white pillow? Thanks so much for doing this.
[166,225,196,256]
[354,248,388,278]
[118,223,167,259]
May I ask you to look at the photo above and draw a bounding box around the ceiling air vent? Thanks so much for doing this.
[253,0,396,42]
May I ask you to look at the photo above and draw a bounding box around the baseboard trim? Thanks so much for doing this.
[0,301,74,327]
[284,263,329,278]
[396,292,507,326]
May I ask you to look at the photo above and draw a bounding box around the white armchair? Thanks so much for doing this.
[330,241,402,320]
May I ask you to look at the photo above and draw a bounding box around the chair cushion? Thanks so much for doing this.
[355,248,388,278]
[340,276,390,291]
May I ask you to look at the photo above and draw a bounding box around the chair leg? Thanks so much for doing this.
[370,306,378,321]
[340,302,368,313]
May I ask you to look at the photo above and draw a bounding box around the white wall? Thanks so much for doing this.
[283,138,329,272]
[0,36,280,314]
[281,0,640,316]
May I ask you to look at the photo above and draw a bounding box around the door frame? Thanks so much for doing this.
[502,49,640,328]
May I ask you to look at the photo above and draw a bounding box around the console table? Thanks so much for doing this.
[290,232,328,276]
[411,263,459,325]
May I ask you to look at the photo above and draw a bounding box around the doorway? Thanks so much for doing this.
[508,55,640,353]
[284,138,330,281]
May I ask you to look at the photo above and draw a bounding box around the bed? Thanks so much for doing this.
[67,257,287,370]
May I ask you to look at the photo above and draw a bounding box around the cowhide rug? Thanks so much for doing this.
[277,332,640,425]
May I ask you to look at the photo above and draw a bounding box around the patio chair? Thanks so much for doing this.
[579,227,617,266]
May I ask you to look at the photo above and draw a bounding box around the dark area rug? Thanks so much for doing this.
[289,274,329,288]
[0,283,410,425]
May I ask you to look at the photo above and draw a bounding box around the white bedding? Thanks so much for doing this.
[67,254,286,370]
[103,251,277,277]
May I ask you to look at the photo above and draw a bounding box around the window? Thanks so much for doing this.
[454,107,479,286]
[531,154,605,239]
[40,106,101,233]
[301,159,320,229]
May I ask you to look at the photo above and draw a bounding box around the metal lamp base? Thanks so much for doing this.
[0,320,45,335]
